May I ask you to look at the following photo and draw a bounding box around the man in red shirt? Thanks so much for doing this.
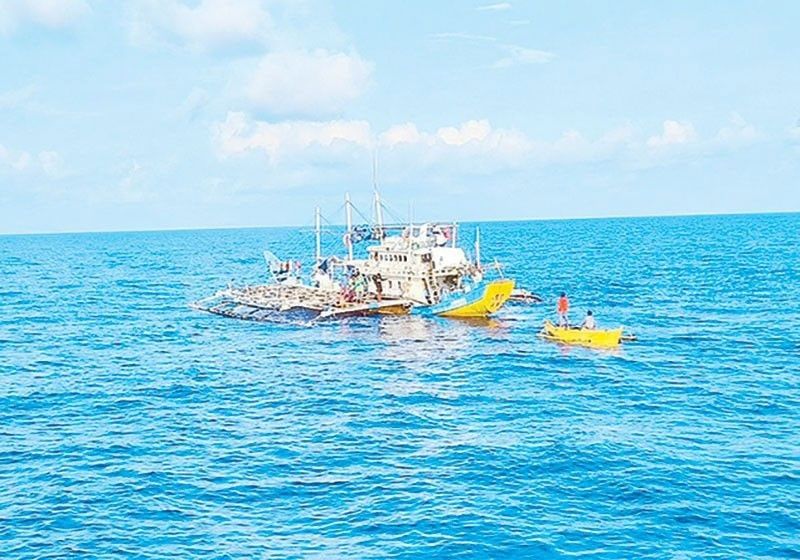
[557,292,570,326]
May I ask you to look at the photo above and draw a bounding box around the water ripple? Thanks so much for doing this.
[1,215,799,558]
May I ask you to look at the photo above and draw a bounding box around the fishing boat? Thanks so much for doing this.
[539,320,624,348]
[192,190,515,322]
[324,192,515,318]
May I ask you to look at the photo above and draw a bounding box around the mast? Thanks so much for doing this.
[345,192,354,260]
[373,152,384,230]
[374,190,384,230]
[315,206,321,266]
[474,226,482,269]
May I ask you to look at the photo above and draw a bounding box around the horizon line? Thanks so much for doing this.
[1,209,797,237]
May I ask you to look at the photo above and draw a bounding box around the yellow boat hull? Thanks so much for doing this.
[541,320,623,348]
[438,279,515,318]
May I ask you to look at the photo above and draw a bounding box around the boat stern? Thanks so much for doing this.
[436,278,515,318]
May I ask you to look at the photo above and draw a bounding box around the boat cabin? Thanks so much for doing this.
[345,223,475,304]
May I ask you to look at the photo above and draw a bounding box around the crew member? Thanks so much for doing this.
[557,292,570,326]
[373,273,383,301]
[581,310,596,330]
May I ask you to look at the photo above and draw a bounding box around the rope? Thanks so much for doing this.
[380,201,405,224]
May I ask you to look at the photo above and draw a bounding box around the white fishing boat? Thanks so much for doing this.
[313,191,515,318]
[192,190,515,322]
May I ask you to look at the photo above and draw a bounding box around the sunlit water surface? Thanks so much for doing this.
[1,214,799,558]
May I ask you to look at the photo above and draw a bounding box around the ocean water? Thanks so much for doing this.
[1,213,799,559]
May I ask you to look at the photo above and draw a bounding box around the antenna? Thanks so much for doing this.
[314,206,321,266]
[372,149,378,191]
[372,149,384,230]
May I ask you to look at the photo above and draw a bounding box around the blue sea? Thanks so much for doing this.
[1,213,799,559]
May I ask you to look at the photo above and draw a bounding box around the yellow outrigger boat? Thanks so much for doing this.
[540,320,623,348]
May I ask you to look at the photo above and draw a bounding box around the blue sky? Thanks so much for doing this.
[1,0,799,234]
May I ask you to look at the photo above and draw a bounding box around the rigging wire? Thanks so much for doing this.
[380,200,406,225]
[350,203,373,225]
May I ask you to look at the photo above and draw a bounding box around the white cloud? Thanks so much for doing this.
[214,111,372,162]
[0,85,38,109]
[646,120,697,148]
[214,115,635,171]
[0,0,89,34]
[0,143,63,176]
[540,125,640,164]
[244,49,373,115]
[430,31,497,43]
[128,0,271,50]
[640,115,763,160]
[214,114,536,178]
[493,45,555,68]
[38,151,63,176]
[380,119,531,164]
[0,144,31,171]
[215,113,551,175]
[380,123,423,147]
[437,120,493,145]
[715,112,759,145]
[175,87,211,121]
[385,119,534,173]
[477,2,512,11]
[116,161,154,202]
[212,113,768,178]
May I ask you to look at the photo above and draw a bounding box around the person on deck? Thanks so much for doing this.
[557,292,570,326]
[581,310,596,330]
[352,271,367,301]
[373,273,383,302]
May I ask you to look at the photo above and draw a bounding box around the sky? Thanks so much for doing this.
[1,0,799,234]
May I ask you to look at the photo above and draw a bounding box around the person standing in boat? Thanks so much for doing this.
[557,292,570,326]
[581,310,596,330]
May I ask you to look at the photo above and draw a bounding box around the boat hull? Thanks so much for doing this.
[427,279,515,318]
[318,299,412,320]
[540,320,623,348]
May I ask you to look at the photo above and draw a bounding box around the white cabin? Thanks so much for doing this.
[345,223,476,304]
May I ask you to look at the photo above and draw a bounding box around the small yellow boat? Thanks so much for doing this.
[540,320,623,348]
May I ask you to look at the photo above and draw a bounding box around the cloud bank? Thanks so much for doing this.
[0,0,89,34]
[213,112,763,175]
[128,0,272,50]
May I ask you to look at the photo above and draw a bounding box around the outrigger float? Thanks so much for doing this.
[191,191,516,323]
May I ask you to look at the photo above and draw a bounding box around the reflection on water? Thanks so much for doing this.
[379,316,469,373]
[377,314,509,365]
